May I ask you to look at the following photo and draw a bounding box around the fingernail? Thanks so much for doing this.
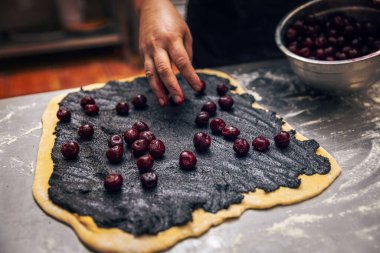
[198,80,206,92]
[173,95,183,104]
[158,98,166,107]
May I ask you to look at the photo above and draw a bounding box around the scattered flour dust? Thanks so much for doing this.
[263,71,296,82]
[0,122,42,146]
[23,122,42,135]
[232,233,244,253]
[266,214,325,238]
[0,111,15,123]
[338,136,380,191]
[299,118,323,127]
[355,224,380,242]
[231,72,262,101]
[339,200,380,217]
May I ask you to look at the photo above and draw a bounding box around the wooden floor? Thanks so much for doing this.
[0,48,144,99]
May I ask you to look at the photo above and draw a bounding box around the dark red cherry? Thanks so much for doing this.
[365,22,375,34]
[305,14,316,25]
[327,36,337,46]
[201,101,217,116]
[286,28,298,41]
[324,46,335,56]
[148,139,166,158]
[61,141,79,159]
[108,135,123,147]
[221,125,240,140]
[367,36,375,46]
[80,96,95,108]
[195,111,210,127]
[361,45,370,55]
[344,25,354,37]
[348,48,359,59]
[132,94,147,109]
[106,145,123,164]
[252,136,270,151]
[315,36,327,48]
[305,25,315,36]
[333,15,345,28]
[210,118,226,135]
[314,24,322,34]
[342,46,351,54]
[315,48,325,60]
[132,121,149,132]
[337,36,345,46]
[78,124,94,139]
[233,138,250,156]
[131,139,148,157]
[373,41,380,50]
[293,20,304,30]
[123,128,139,145]
[57,109,71,122]
[288,44,298,53]
[274,131,291,149]
[328,28,337,36]
[136,154,154,173]
[193,132,211,152]
[115,102,129,116]
[218,95,234,110]
[325,56,336,61]
[303,37,314,48]
[335,52,347,60]
[179,151,197,170]
[216,84,229,96]
[84,104,99,116]
[139,131,156,143]
[104,173,123,192]
[140,172,158,188]
[299,47,311,58]
[351,38,362,47]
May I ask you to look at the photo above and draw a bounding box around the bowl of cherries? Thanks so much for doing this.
[275,0,380,91]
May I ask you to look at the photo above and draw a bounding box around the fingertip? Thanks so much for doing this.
[173,95,184,105]
[158,97,168,107]
[196,80,206,93]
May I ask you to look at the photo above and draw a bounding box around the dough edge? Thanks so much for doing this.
[32,69,341,253]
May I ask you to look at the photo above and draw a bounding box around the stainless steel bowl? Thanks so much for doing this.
[275,0,380,91]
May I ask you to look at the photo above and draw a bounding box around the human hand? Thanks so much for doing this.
[139,0,203,106]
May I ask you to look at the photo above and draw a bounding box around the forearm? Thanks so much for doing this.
[135,0,176,14]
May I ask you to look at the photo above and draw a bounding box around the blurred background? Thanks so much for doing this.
[0,0,186,99]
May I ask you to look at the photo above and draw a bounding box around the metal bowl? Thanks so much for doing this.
[275,0,380,91]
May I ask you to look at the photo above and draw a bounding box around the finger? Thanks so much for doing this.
[153,49,184,104]
[184,28,193,61]
[169,41,202,92]
[144,55,168,106]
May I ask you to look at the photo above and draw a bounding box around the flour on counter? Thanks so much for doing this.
[299,118,323,127]
[231,72,262,101]
[339,200,380,217]
[338,137,380,191]
[266,214,325,238]
[355,224,380,242]
[0,111,15,123]
[23,122,42,135]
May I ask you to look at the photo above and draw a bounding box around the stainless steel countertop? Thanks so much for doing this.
[1,60,379,253]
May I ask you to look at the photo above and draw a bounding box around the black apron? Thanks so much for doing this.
[186,0,308,67]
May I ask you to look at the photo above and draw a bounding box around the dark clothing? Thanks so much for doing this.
[186,0,308,67]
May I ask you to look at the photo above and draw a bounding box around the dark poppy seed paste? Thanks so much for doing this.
[49,73,330,236]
